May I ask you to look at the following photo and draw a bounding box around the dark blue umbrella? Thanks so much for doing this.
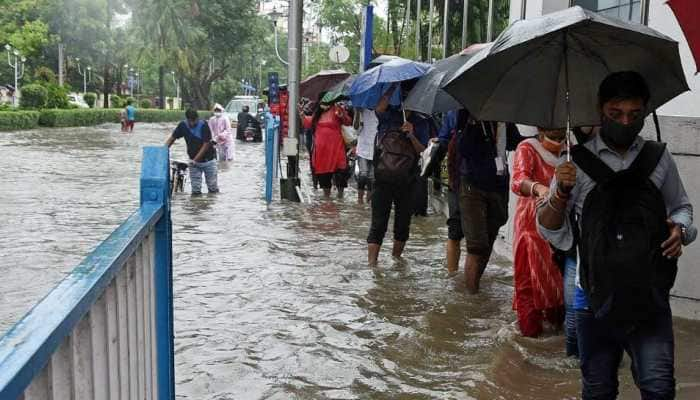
[349,58,431,109]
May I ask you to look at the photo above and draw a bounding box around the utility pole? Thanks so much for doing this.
[284,0,302,201]
[442,0,449,58]
[462,0,469,49]
[415,0,421,60]
[521,0,527,20]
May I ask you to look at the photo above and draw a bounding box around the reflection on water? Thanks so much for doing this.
[1,124,699,399]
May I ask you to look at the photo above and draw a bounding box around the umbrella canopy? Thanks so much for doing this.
[300,69,350,102]
[349,58,431,109]
[404,43,491,114]
[368,54,402,68]
[667,0,699,74]
[443,6,689,128]
[320,75,357,104]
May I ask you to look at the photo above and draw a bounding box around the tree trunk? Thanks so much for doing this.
[103,65,111,108]
[159,65,166,109]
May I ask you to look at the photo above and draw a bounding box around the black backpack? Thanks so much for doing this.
[572,141,677,323]
[374,129,418,184]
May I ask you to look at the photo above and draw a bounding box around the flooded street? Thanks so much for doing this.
[1,123,699,399]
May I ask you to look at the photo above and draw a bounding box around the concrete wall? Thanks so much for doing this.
[504,0,700,319]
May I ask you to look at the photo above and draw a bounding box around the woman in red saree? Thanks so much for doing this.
[311,101,352,198]
[511,128,566,337]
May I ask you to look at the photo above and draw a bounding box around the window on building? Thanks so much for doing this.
[574,0,643,24]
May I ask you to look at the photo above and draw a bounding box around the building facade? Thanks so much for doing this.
[507,0,700,319]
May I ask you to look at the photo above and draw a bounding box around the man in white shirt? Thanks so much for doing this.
[355,107,379,204]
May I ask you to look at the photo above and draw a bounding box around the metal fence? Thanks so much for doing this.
[0,147,174,400]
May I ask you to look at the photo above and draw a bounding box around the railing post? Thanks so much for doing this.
[140,146,174,400]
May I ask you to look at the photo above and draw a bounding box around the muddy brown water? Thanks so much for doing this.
[0,124,698,399]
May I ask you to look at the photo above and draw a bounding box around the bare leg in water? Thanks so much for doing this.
[392,240,406,258]
[368,243,381,266]
[446,239,461,276]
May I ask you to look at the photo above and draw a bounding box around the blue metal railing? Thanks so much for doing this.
[0,146,175,399]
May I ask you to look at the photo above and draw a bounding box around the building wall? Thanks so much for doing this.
[506,0,700,319]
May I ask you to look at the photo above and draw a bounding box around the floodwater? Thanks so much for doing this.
[0,123,699,399]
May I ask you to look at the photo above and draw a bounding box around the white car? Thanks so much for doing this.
[68,93,90,108]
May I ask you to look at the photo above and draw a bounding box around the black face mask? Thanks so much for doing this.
[600,116,645,149]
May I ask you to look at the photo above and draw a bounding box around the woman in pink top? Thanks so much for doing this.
[209,103,234,161]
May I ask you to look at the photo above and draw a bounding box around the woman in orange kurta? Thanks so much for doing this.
[510,128,566,337]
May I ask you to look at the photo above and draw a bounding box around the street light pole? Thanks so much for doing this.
[416,0,421,60]
[75,58,88,94]
[171,71,179,109]
[269,7,289,66]
[442,0,449,58]
[5,45,26,106]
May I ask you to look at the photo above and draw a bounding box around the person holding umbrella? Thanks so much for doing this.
[538,71,696,399]
[367,85,429,266]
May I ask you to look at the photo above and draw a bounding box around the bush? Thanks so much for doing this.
[0,111,40,130]
[44,84,70,109]
[39,109,120,127]
[125,97,136,106]
[35,108,210,127]
[140,99,152,109]
[20,84,48,109]
[110,95,123,108]
[84,92,97,108]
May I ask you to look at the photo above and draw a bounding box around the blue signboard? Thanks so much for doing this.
[268,72,280,104]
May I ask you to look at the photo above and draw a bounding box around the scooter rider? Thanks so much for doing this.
[236,105,253,140]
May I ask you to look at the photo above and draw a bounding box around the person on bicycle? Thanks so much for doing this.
[165,109,219,195]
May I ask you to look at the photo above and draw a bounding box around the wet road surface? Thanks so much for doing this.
[0,123,699,399]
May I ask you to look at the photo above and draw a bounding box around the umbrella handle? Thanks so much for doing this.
[653,110,662,142]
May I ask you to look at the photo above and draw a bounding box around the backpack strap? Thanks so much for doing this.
[629,141,666,178]
[570,144,615,184]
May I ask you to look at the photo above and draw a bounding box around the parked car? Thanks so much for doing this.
[68,93,90,109]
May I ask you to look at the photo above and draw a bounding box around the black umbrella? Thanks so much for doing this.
[443,6,689,129]
[404,43,491,115]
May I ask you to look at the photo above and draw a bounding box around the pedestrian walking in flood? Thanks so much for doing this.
[124,99,136,133]
[209,103,234,161]
[354,107,378,204]
[310,97,352,198]
[511,127,566,337]
[458,111,521,294]
[165,109,219,195]
[436,110,463,275]
[367,89,428,266]
[538,71,697,399]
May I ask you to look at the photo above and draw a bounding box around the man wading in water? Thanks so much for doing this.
[538,71,696,399]
[165,109,219,195]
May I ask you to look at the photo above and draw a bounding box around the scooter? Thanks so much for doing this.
[243,125,257,142]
